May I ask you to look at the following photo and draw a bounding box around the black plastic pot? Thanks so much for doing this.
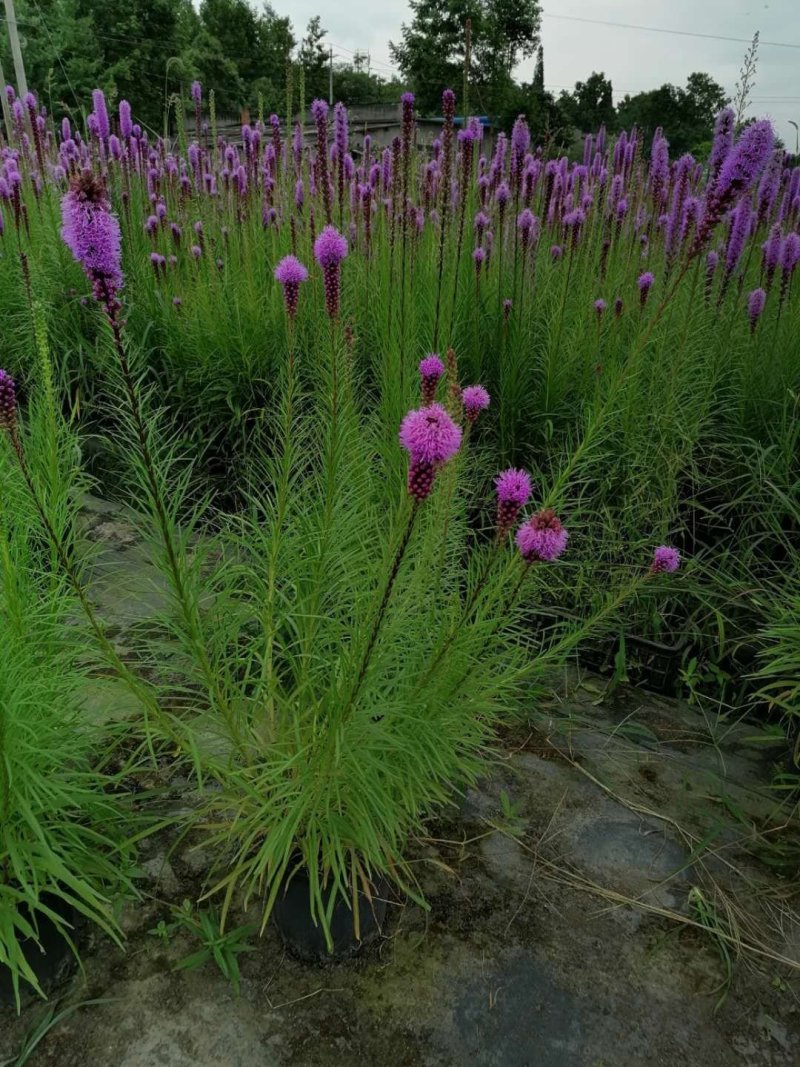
[0,894,77,1008]
[621,633,688,695]
[272,867,388,961]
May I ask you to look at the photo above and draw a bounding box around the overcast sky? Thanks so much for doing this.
[281,0,800,146]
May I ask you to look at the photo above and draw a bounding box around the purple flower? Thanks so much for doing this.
[495,468,532,537]
[473,246,486,276]
[709,108,735,179]
[274,255,309,319]
[724,197,753,280]
[419,354,445,404]
[614,297,624,317]
[594,298,607,318]
[60,171,123,306]
[0,368,17,434]
[516,509,569,563]
[700,120,775,245]
[747,287,766,332]
[191,81,202,106]
[550,244,562,260]
[191,244,202,259]
[399,403,462,500]
[333,102,348,158]
[638,271,655,306]
[495,182,510,210]
[313,225,348,318]
[650,545,680,574]
[91,89,110,142]
[119,100,132,139]
[399,403,462,465]
[762,223,782,284]
[780,232,800,273]
[503,298,513,322]
[462,385,490,423]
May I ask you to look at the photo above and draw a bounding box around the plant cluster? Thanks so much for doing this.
[0,77,797,1000]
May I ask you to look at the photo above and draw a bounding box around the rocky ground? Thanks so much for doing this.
[1,497,798,1066]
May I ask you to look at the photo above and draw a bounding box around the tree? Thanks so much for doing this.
[298,16,329,103]
[558,71,615,134]
[617,72,728,155]
[390,0,541,117]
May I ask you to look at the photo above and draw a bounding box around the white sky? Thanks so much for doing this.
[277,1,800,147]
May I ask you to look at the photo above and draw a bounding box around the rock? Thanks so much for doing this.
[141,854,181,897]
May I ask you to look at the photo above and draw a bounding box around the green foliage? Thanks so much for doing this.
[616,72,729,154]
[390,0,541,116]
[0,368,137,1009]
[168,902,257,995]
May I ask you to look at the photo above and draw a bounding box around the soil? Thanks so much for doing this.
[1,497,798,1066]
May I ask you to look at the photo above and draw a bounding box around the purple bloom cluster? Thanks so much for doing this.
[313,225,348,318]
[419,354,445,404]
[516,509,569,563]
[650,545,680,574]
[399,403,462,501]
[0,368,17,433]
[274,255,309,319]
[60,171,123,306]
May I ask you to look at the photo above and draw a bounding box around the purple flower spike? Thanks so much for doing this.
[0,368,17,434]
[61,171,123,308]
[516,509,569,563]
[462,385,490,423]
[650,545,680,574]
[638,271,655,306]
[191,81,202,106]
[313,224,348,318]
[399,403,462,501]
[274,254,309,319]
[119,100,132,139]
[495,468,532,538]
[594,298,607,318]
[419,354,445,404]
[747,287,766,333]
[91,89,110,142]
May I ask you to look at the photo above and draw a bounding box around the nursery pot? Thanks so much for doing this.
[272,866,388,961]
[0,894,77,1008]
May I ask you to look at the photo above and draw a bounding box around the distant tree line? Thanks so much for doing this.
[2,0,730,153]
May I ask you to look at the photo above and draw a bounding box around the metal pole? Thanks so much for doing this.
[3,0,29,100]
[0,54,14,140]
[329,47,333,106]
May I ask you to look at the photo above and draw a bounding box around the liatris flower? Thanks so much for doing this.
[91,88,110,142]
[399,403,462,501]
[495,468,532,538]
[0,368,17,434]
[462,385,490,423]
[709,108,735,181]
[419,354,445,404]
[650,545,680,574]
[150,251,166,279]
[778,232,800,305]
[61,171,123,306]
[517,208,537,256]
[762,223,782,287]
[503,298,513,322]
[473,246,485,277]
[638,271,655,306]
[724,197,753,282]
[510,115,530,191]
[516,509,569,563]
[191,244,202,259]
[594,298,606,318]
[191,81,202,106]
[747,287,766,332]
[697,120,774,247]
[274,254,309,319]
[313,224,348,318]
[550,244,562,260]
[614,297,624,317]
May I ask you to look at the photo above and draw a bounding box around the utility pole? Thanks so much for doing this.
[328,46,333,106]
[0,55,13,139]
[3,0,29,100]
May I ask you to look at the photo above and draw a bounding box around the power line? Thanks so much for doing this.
[541,12,800,51]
